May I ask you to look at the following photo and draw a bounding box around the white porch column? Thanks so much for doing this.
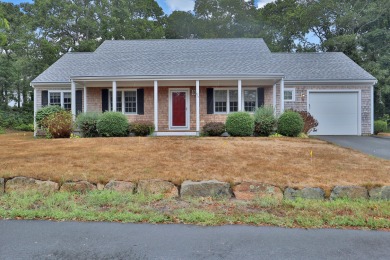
[33,86,37,137]
[371,85,374,134]
[273,83,277,115]
[154,80,159,132]
[280,78,285,113]
[196,80,200,132]
[83,86,87,113]
[238,80,242,111]
[71,80,76,119]
[112,81,117,112]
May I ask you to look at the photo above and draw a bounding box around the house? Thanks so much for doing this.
[31,38,376,136]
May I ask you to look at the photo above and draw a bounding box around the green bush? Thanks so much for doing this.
[253,106,277,136]
[129,120,155,136]
[374,120,387,134]
[0,105,34,129]
[202,122,226,136]
[14,124,34,132]
[43,111,73,138]
[76,112,101,137]
[36,106,65,128]
[225,112,254,137]
[277,111,304,137]
[0,126,5,134]
[96,112,129,137]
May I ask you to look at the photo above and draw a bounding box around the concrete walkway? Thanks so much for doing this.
[0,220,389,260]
[316,136,390,160]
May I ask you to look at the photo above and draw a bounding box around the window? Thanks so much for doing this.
[109,90,137,114]
[49,91,71,110]
[214,90,227,113]
[243,89,256,112]
[284,88,295,101]
[229,90,238,112]
[214,88,257,113]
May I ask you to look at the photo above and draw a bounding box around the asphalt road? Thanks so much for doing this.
[316,136,390,160]
[0,220,389,260]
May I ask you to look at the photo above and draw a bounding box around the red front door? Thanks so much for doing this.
[172,92,186,127]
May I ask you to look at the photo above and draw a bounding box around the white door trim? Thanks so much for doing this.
[169,88,190,130]
[307,89,361,135]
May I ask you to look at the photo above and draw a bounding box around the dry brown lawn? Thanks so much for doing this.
[1,132,389,191]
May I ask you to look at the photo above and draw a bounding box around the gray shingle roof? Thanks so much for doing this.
[32,38,376,83]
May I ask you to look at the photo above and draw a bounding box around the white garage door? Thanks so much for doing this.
[308,92,359,135]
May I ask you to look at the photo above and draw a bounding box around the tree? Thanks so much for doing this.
[165,11,197,39]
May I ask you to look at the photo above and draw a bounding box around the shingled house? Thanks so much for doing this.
[31,38,376,136]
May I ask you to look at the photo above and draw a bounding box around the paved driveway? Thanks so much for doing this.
[316,136,390,160]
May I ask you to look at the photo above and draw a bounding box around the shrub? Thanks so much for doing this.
[225,112,254,137]
[202,122,226,136]
[43,111,73,138]
[76,112,101,137]
[129,120,155,136]
[374,120,387,134]
[0,106,34,129]
[96,112,129,137]
[14,124,34,132]
[36,106,64,128]
[253,106,277,136]
[277,111,304,137]
[294,111,318,134]
[0,126,5,134]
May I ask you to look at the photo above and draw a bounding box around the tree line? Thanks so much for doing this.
[0,0,389,117]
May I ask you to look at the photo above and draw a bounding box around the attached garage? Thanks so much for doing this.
[308,91,360,135]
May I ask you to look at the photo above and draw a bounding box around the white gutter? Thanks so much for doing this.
[69,74,285,82]
[285,79,378,86]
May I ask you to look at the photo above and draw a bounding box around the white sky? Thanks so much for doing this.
[163,0,276,12]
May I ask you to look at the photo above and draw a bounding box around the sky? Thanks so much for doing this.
[2,0,276,14]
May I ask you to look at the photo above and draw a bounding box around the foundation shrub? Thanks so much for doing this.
[129,120,155,136]
[253,106,277,136]
[226,112,254,137]
[202,122,226,136]
[76,112,101,137]
[96,112,129,137]
[277,111,304,137]
[43,111,73,138]
[35,106,64,128]
[374,120,387,134]
[294,110,318,134]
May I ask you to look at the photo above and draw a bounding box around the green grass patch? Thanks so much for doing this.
[0,191,389,229]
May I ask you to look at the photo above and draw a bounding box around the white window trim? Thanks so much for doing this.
[48,90,71,108]
[284,88,295,102]
[213,88,258,114]
[108,89,137,115]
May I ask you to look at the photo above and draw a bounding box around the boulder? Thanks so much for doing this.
[369,186,390,200]
[0,178,4,195]
[330,186,368,200]
[284,187,325,200]
[60,181,96,193]
[105,181,136,193]
[181,180,233,199]
[233,182,283,200]
[137,180,178,198]
[5,177,59,193]
[97,183,105,191]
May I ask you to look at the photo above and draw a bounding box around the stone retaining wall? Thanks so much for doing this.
[0,177,389,201]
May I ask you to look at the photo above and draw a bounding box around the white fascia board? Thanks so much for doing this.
[285,79,377,86]
[31,82,71,88]
[69,74,285,82]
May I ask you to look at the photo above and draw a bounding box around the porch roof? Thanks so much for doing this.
[31,38,376,84]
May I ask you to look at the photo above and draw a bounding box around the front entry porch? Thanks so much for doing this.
[70,78,285,136]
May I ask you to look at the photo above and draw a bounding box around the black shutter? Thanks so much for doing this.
[76,90,82,115]
[102,89,109,112]
[41,91,48,107]
[257,87,264,107]
[207,88,214,114]
[137,88,144,115]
